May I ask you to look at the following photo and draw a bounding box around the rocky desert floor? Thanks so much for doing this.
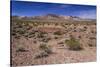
[11,20,96,66]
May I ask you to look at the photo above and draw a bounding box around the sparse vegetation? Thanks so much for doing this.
[89,37,96,40]
[78,35,81,39]
[39,44,52,54]
[88,43,93,47]
[58,42,64,44]
[54,36,58,39]
[54,31,62,35]
[65,36,82,50]
[11,16,96,65]
[16,47,28,52]
[34,51,49,59]
[35,44,52,59]
[14,35,20,39]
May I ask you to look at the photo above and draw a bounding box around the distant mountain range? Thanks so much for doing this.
[32,14,81,20]
[11,14,96,21]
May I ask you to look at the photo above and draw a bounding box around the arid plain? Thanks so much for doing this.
[11,14,96,66]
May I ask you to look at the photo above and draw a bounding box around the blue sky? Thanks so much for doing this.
[11,0,96,19]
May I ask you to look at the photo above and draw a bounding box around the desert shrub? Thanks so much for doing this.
[88,40,96,47]
[38,34,44,38]
[26,26,32,30]
[39,44,47,50]
[65,23,68,25]
[65,37,82,51]
[35,44,52,59]
[37,32,45,38]
[14,35,20,39]
[54,36,58,39]
[33,23,38,27]
[16,47,28,52]
[47,23,50,25]
[17,25,23,28]
[84,26,87,29]
[34,51,48,59]
[23,33,28,36]
[91,30,94,33]
[12,32,16,36]
[17,29,26,35]
[89,37,96,40]
[27,31,35,37]
[55,23,58,26]
[47,37,51,40]
[61,24,67,28]
[42,37,51,42]
[88,43,93,47]
[91,30,96,34]
[58,42,64,44]
[54,31,62,35]
[41,38,46,42]
[39,44,52,53]
[33,41,37,43]
[73,29,77,32]
[23,23,29,26]
[78,35,81,39]
[42,38,48,42]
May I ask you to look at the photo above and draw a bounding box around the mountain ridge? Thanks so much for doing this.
[11,14,96,21]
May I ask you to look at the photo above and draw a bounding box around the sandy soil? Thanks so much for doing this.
[11,22,96,66]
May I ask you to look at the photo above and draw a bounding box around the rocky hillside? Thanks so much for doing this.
[11,14,95,21]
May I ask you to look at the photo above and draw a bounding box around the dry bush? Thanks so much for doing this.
[35,44,52,59]
[35,51,49,59]
[65,36,82,51]
[88,40,96,47]
[54,31,62,35]
[39,44,52,54]
[14,35,20,39]
[89,37,96,40]
[16,45,28,52]
[54,36,58,39]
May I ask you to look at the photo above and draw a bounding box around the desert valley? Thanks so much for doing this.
[11,14,96,66]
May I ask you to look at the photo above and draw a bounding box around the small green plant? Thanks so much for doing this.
[35,44,52,59]
[65,36,82,51]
